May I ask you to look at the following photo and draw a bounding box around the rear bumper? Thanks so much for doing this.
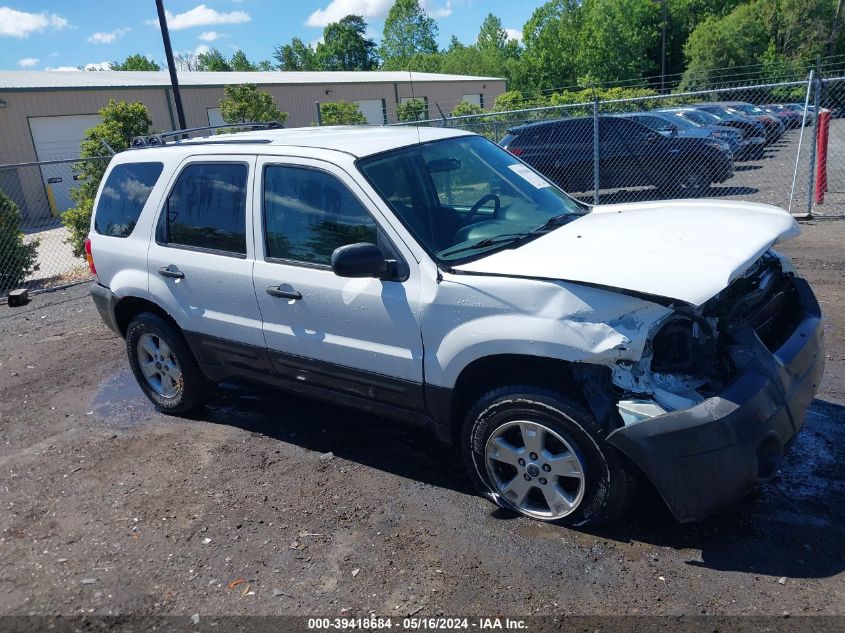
[607,278,824,522]
[90,282,121,336]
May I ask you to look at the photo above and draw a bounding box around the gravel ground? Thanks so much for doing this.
[0,216,843,625]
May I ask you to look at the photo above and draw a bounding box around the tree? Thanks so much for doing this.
[0,191,39,291]
[396,98,428,122]
[62,100,153,258]
[230,50,257,71]
[111,54,160,71]
[316,15,378,70]
[196,48,232,71]
[219,84,288,126]
[173,52,198,71]
[319,101,367,125]
[451,101,484,117]
[380,0,439,68]
[680,0,837,88]
[518,0,583,91]
[577,0,660,84]
[274,37,318,70]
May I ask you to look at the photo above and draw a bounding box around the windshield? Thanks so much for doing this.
[702,106,734,120]
[357,135,586,263]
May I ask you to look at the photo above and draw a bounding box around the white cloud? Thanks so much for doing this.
[198,30,223,41]
[146,4,250,30]
[84,61,113,71]
[422,0,452,19]
[87,27,130,44]
[18,57,39,68]
[0,7,69,38]
[194,44,211,56]
[45,66,79,71]
[504,28,522,43]
[306,0,451,27]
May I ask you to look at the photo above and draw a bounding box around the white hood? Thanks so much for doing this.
[454,199,800,306]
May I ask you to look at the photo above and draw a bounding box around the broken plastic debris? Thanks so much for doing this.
[227,578,247,589]
[617,399,668,426]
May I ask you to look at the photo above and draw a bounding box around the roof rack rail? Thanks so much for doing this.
[131,121,282,148]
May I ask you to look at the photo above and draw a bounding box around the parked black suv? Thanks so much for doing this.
[500,116,734,195]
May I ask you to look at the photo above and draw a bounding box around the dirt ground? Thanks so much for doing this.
[1,217,844,624]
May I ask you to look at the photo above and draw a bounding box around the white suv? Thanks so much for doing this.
[88,126,824,525]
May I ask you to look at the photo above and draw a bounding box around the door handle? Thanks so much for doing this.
[266,286,302,300]
[159,265,185,279]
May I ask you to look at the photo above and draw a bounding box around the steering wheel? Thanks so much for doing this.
[465,193,501,224]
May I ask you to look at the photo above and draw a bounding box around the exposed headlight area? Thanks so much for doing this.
[611,251,802,427]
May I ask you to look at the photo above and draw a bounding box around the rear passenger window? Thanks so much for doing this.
[95,162,163,237]
[158,163,248,255]
[263,166,377,266]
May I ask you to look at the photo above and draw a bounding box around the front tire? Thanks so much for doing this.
[461,386,634,526]
[126,312,210,415]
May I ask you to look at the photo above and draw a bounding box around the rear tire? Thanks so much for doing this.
[461,385,635,526]
[126,312,210,415]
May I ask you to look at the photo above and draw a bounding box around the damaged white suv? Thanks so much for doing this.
[88,126,824,525]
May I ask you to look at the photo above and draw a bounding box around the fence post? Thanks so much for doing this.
[806,77,821,216]
[592,93,600,205]
[315,102,322,127]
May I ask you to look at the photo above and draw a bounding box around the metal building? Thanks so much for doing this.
[0,70,505,222]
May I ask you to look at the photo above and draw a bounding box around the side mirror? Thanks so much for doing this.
[331,243,390,278]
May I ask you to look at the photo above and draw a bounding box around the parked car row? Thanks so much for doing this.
[499,101,814,196]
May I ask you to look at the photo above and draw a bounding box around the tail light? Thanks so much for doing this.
[509,147,524,156]
[84,237,97,276]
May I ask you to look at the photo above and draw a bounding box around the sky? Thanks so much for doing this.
[0,1,537,71]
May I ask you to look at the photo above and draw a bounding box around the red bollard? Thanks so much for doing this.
[814,110,831,204]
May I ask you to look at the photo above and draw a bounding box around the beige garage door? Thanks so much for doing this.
[28,114,102,214]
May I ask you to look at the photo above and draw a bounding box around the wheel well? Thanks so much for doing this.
[113,297,179,338]
[448,355,586,443]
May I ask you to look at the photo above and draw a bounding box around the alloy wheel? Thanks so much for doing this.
[484,420,586,520]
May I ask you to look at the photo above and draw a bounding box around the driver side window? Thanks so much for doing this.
[263,165,378,266]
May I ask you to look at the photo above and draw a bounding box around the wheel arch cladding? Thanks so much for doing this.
[114,296,180,339]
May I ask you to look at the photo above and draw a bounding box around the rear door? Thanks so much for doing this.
[147,155,266,358]
[251,156,425,411]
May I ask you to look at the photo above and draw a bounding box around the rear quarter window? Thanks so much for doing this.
[95,162,164,237]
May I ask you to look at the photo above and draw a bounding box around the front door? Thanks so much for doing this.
[251,157,425,411]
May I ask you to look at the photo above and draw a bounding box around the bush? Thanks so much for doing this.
[62,100,153,258]
[319,101,367,125]
[450,101,484,117]
[0,190,39,292]
[219,84,288,129]
[396,98,428,122]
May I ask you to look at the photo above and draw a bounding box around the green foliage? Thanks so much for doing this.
[219,84,288,127]
[319,101,367,125]
[380,0,439,67]
[0,190,39,291]
[451,101,484,117]
[274,37,319,70]
[111,54,160,71]
[230,50,257,71]
[196,48,233,71]
[316,15,378,70]
[396,98,428,122]
[681,0,839,88]
[63,100,153,258]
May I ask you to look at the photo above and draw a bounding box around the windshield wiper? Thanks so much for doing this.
[533,213,575,231]
[438,232,534,258]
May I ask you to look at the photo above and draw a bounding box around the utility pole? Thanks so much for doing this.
[155,0,187,131]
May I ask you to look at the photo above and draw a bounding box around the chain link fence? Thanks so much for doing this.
[397,74,844,219]
[0,154,108,298]
[1,73,842,299]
